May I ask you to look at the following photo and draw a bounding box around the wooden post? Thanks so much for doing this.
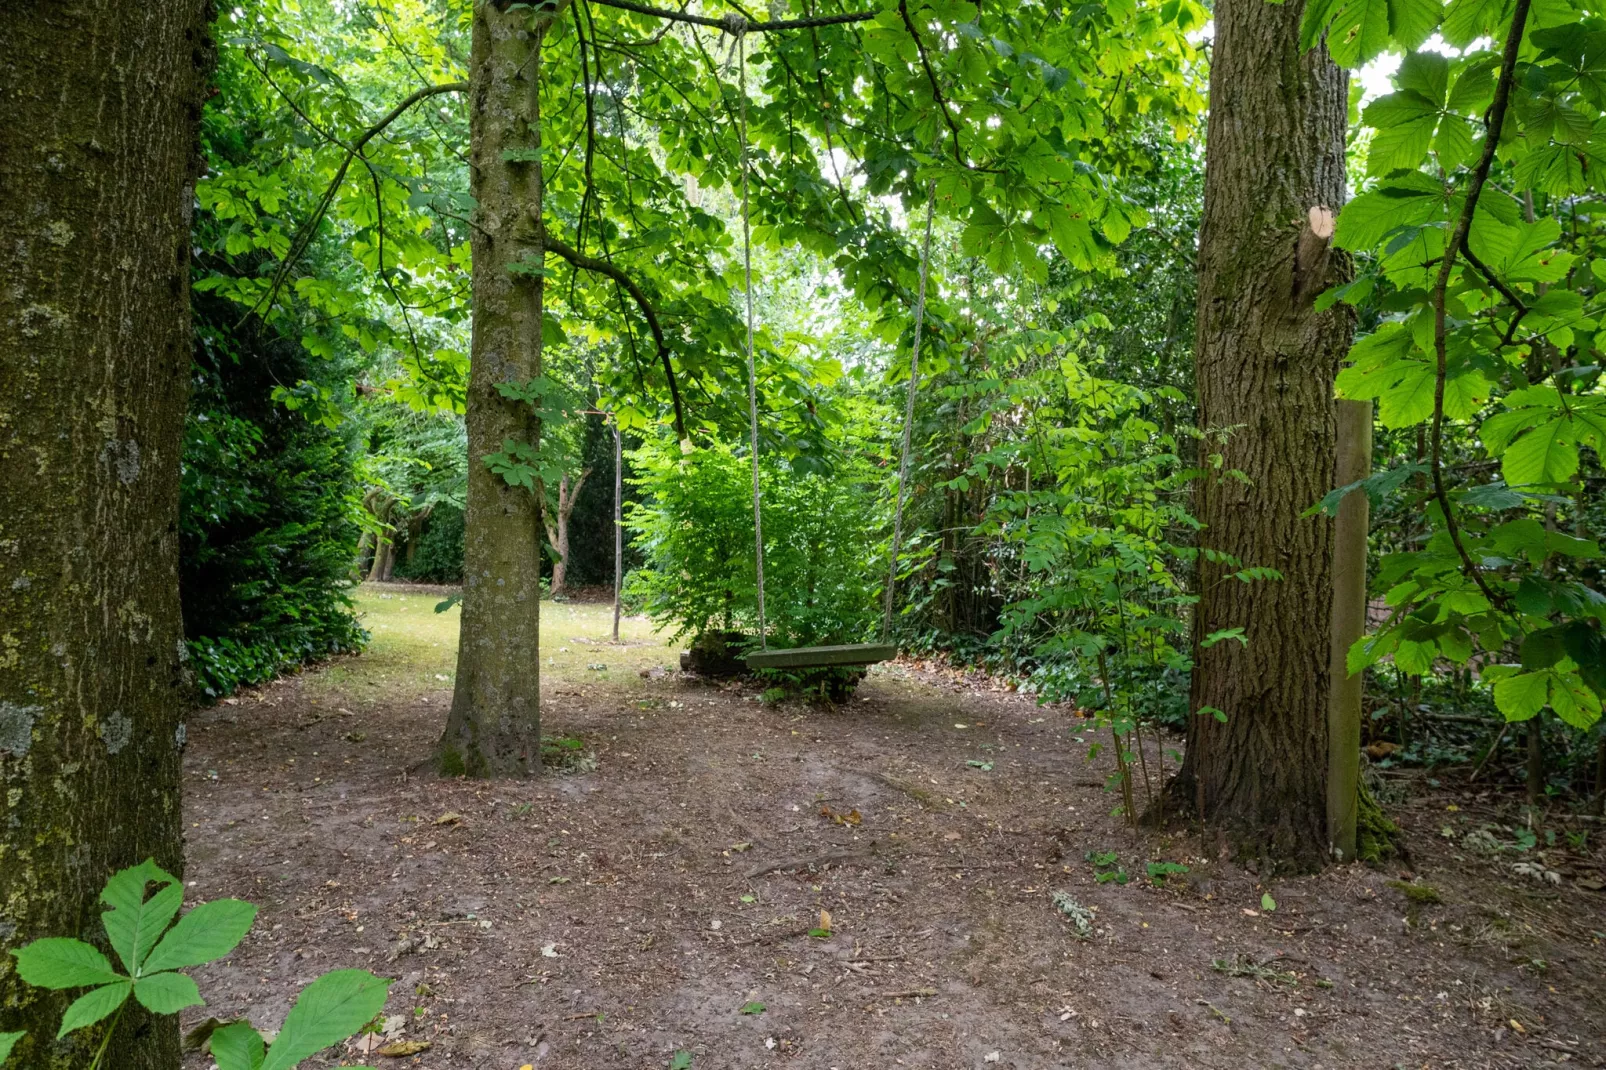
[612,420,623,643]
[1327,399,1371,861]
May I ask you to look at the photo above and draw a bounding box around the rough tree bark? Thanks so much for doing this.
[0,1,210,1065]
[1171,0,1354,871]
[438,0,567,777]
[542,468,591,599]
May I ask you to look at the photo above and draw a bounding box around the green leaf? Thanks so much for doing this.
[1502,416,1578,486]
[1314,0,1441,67]
[10,938,124,990]
[1334,173,1444,250]
[1433,114,1476,168]
[1261,892,1277,912]
[259,970,393,1070]
[670,1052,694,1070]
[1363,91,1440,175]
[1441,0,1506,47]
[737,1000,766,1015]
[0,1030,25,1064]
[1521,627,1568,670]
[102,865,182,976]
[142,899,257,974]
[1201,627,1248,648]
[1446,52,1498,112]
[56,982,131,1039]
[210,1022,267,1070]
[100,860,177,914]
[1550,669,1603,728]
[133,971,204,1014]
[1396,49,1450,103]
[1514,143,1585,197]
[1493,669,1550,721]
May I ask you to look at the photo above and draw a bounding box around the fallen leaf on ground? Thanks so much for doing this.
[819,806,861,826]
[434,812,462,826]
[378,1040,431,1056]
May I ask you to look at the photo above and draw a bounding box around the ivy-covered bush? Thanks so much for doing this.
[625,437,881,650]
[180,293,368,700]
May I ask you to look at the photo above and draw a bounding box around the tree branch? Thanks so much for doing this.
[1459,236,1530,348]
[237,78,468,328]
[1429,0,1531,609]
[588,0,873,31]
[897,0,989,173]
[544,231,690,442]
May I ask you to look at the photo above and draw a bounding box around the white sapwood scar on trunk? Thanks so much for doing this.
[1307,204,1335,239]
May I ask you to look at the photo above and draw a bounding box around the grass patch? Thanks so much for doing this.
[307,585,679,707]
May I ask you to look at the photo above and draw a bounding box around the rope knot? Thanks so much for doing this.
[719,11,749,35]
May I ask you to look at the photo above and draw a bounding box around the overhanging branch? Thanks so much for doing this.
[238,79,468,327]
[588,0,873,31]
[544,231,690,442]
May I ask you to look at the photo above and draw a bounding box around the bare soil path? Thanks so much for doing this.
[179,586,1606,1069]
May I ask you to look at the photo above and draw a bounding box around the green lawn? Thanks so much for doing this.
[307,584,676,705]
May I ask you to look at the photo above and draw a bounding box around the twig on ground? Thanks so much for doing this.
[744,848,879,879]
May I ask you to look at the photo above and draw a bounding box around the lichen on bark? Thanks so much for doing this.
[0,2,210,1064]
[436,2,572,778]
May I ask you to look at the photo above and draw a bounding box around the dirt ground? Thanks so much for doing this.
[178,585,1606,1069]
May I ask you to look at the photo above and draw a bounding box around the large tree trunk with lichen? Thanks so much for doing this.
[0,1,208,1065]
[437,3,554,778]
[1170,0,1354,872]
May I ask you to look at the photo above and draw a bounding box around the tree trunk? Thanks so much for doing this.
[1171,0,1353,872]
[367,535,394,584]
[544,468,589,600]
[1527,718,1545,809]
[438,1,559,778]
[0,2,208,1066]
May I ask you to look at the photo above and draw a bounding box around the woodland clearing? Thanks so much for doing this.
[177,588,1606,1069]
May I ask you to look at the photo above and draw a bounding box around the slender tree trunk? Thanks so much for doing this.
[355,529,376,578]
[1527,718,1545,808]
[613,422,623,641]
[367,535,394,583]
[0,2,208,1065]
[438,1,563,777]
[1171,0,1353,871]
[544,469,589,600]
[1591,732,1606,816]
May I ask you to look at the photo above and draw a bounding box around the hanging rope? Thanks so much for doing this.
[737,31,768,651]
[881,183,937,641]
[734,27,935,652]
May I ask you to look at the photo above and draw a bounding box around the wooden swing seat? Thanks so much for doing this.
[743,642,898,670]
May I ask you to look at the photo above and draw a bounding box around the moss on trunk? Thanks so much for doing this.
[0,1,210,1064]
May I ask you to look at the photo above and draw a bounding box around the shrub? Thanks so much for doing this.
[625,437,881,651]
[180,293,367,700]
[394,504,466,583]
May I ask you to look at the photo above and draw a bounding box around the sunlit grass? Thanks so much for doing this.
[306,584,676,706]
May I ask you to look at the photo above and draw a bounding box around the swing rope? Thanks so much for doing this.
[882,184,936,642]
[737,33,767,651]
[735,30,934,654]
